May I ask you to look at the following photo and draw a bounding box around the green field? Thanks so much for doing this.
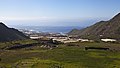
[0,42,120,68]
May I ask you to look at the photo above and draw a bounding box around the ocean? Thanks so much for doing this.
[11,26,82,33]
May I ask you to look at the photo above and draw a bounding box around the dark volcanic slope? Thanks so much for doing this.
[0,23,29,42]
[68,13,120,40]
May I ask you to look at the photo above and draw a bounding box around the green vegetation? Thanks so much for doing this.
[0,39,38,49]
[0,23,29,42]
[0,42,120,68]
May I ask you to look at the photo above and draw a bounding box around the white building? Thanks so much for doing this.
[78,39,89,42]
[63,40,79,43]
[101,39,117,42]
[30,35,43,39]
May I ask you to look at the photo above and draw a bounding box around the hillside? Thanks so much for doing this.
[0,22,29,42]
[68,13,120,40]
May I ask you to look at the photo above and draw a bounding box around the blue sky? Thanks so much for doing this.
[0,0,120,26]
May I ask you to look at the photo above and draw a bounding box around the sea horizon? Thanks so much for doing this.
[9,25,83,33]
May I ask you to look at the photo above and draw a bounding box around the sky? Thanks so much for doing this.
[0,0,120,27]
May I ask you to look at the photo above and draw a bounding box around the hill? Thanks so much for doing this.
[0,22,29,42]
[68,13,120,40]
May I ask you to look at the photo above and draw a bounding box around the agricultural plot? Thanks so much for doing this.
[0,42,120,68]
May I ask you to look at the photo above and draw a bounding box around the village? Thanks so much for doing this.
[12,29,117,50]
[22,29,117,43]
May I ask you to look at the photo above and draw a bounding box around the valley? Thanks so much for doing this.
[0,40,120,68]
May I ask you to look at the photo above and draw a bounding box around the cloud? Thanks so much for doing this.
[0,16,55,22]
[0,16,86,23]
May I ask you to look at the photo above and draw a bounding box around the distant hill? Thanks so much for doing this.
[0,22,29,42]
[68,13,120,41]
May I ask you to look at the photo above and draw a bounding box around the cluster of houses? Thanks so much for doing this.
[29,34,94,43]
[30,34,117,43]
[19,29,118,43]
[19,28,118,43]
[52,37,92,43]
[21,29,117,44]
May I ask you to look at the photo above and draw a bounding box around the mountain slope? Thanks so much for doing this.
[68,13,120,40]
[0,22,29,42]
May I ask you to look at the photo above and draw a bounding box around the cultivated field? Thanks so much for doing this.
[0,41,120,68]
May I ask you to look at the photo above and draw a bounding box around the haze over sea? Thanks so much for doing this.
[10,26,82,33]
